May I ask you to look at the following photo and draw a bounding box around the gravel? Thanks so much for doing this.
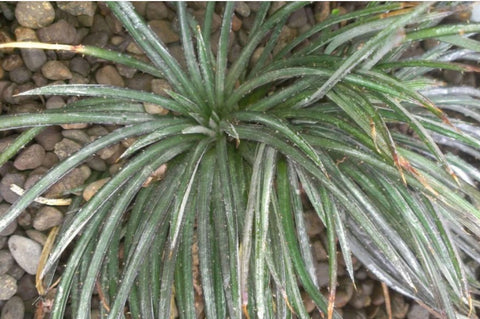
[7,235,42,275]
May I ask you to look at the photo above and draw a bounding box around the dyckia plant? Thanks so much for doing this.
[1,2,480,318]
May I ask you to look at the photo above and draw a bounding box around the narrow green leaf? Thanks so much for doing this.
[298,2,431,105]
[197,149,218,319]
[215,2,235,110]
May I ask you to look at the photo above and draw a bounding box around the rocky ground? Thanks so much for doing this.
[0,2,475,319]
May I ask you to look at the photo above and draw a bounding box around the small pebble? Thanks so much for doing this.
[316,262,329,287]
[0,295,24,319]
[7,264,25,280]
[69,56,90,77]
[8,235,42,275]
[41,61,73,80]
[312,240,328,261]
[42,152,59,168]
[335,278,354,307]
[25,229,47,246]
[97,143,120,161]
[287,7,308,29]
[33,206,63,231]
[86,157,107,172]
[82,31,109,48]
[37,19,77,44]
[148,20,180,44]
[235,2,251,17]
[13,144,45,171]
[95,65,125,87]
[0,173,26,204]
[0,274,17,300]
[16,275,37,301]
[1,54,23,72]
[46,166,90,197]
[232,14,242,32]
[62,129,90,144]
[0,250,14,275]
[17,211,32,228]
[407,303,429,319]
[304,211,324,237]
[15,2,55,29]
[57,1,96,16]
[8,66,32,84]
[391,293,409,318]
[54,138,82,161]
[35,126,62,151]
[125,73,152,91]
[146,2,169,20]
[20,49,47,72]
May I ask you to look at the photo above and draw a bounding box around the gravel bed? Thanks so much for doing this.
[0,2,473,318]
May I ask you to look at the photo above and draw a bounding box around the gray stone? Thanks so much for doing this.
[235,2,251,17]
[16,211,32,229]
[46,166,90,197]
[0,204,16,236]
[315,262,329,287]
[33,206,63,231]
[35,126,62,151]
[0,237,6,250]
[8,66,31,84]
[69,56,90,77]
[8,235,42,275]
[95,65,124,87]
[391,293,409,318]
[148,20,180,44]
[0,274,16,300]
[0,295,24,319]
[62,129,90,144]
[41,61,72,80]
[41,152,59,168]
[83,31,109,47]
[287,7,308,29]
[7,264,25,280]
[57,1,96,16]
[15,2,55,29]
[16,275,37,301]
[25,230,47,246]
[37,19,77,44]
[1,54,23,72]
[116,63,137,79]
[86,157,107,172]
[0,173,26,204]
[0,250,13,275]
[31,72,48,87]
[54,138,82,160]
[13,144,45,171]
[407,303,429,319]
[126,73,152,91]
[45,96,66,110]
[20,49,47,72]
[145,2,169,20]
